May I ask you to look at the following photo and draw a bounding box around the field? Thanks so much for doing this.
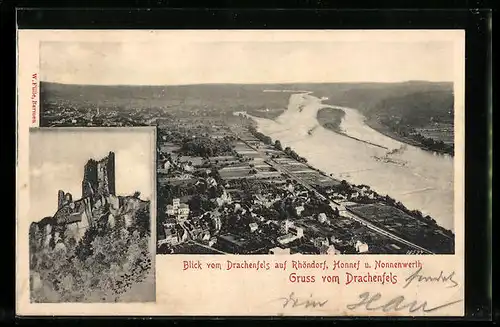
[287,164,316,173]
[347,203,454,254]
[167,241,226,254]
[415,123,454,145]
[219,167,252,179]
[233,142,254,152]
[159,143,181,153]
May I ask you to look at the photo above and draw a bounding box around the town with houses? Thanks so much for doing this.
[41,102,455,255]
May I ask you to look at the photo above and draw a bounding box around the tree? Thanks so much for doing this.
[189,195,203,213]
[75,225,98,261]
[133,191,141,198]
[274,140,283,151]
[135,206,151,237]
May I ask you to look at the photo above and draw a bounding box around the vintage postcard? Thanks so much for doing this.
[17,30,465,316]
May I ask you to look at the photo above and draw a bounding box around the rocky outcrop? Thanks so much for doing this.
[29,197,152,303]
[29,151,153,303]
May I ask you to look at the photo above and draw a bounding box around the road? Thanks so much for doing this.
[234,132,434,255]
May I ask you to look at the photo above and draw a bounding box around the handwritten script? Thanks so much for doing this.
[347,292,463,313]
[276,292,329,309]
[403,267,459,289]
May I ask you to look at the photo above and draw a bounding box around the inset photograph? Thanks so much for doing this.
[28,127,156,303]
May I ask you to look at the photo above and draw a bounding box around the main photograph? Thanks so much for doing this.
[39,35,456,255]
[28,128,156,302]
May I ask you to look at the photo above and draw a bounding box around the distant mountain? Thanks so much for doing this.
[40,80,453,116]
[368,89,454,127]
[41,80,454,129]
[320,81,453,114]
[40,82,293,113]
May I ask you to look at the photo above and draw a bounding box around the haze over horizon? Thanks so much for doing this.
[40,79,453,87]
[41,39,456,86]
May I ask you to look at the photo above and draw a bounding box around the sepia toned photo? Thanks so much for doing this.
[28,128,156,303]
[39,39,454,256]
[17,30,465,317]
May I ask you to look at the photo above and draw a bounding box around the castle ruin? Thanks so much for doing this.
[82,151,116,199]
[34,152,118,245]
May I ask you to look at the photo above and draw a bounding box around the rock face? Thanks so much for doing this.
[31,195,149,251]
[29,151,154,303]
[31,152,118,247]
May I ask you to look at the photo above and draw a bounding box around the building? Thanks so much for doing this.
[269,247,291,255]
[217,234,250,253]
[207,177,217,187]
[249,222,258,233]
[52,196,94,242]
[313,237,329,249]
[320,244,341,255]
[183,162,194,172]
[277,234,297,245]
[166,199,190,220]
[355,240,369,253]
[295,205,305,216]
[57,190,73,209]
[330,235,339,244]
[159,228,180,246]
[163,217,177,229]
[349,191,360,200]
[208,237,217,247]
[318,212,327,223]
[289,226,304,238]
[178,204,190,220]
[166,205,176,216]
[162,160,171,171]
[279,220,294,234]
[215,190,232,207]
[211,214,222,231]
[201,231,211,241]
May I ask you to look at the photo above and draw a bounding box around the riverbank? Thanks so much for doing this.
[246,108,285,120]
[244,121,454,241]
[364,117,454,157]
[246,91,454,231]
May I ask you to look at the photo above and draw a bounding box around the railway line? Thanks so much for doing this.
[236,134,435,255]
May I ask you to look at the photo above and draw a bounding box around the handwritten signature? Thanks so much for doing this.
[403,267,459,289]
[276,292,329,309]
[347,292,462,313]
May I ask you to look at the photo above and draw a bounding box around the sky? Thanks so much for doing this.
[29,128,154,221]
[40,38,456,85]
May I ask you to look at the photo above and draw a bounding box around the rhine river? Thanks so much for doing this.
[245,92,454,231]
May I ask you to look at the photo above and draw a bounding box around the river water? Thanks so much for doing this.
[244,92,454,231]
